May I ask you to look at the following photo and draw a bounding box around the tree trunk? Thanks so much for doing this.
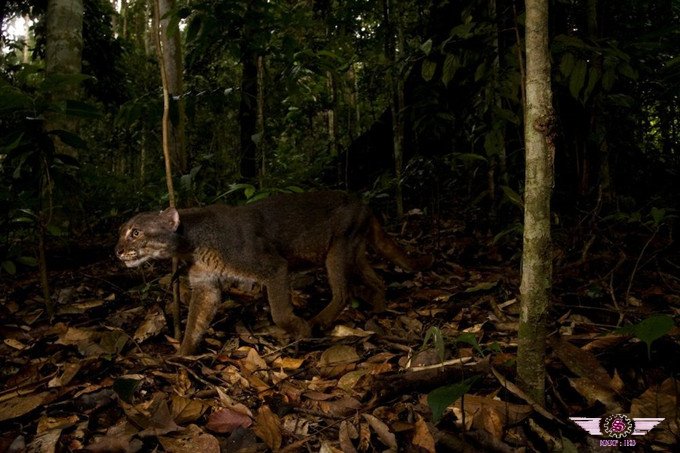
[155,0,187,175]
[383,0,405,217]
[45,0,84,159]
[517,0,555,406]
[256,55,266,182]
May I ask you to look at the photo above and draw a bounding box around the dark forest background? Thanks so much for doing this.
[1,0,678,265]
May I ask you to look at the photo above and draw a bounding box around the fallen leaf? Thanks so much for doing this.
[48,362,82,388]
[133,305,166,343]
[362,413,397,451]
[170,395,210,424]
[319,345,359,378]
[206,407,253,433]
[473,405,504,439]
[4,338,27,350]
[338,420,358,453]
[319,442,344,453]
[271,356,305,370]
[319,397,362,417]
[329,325,374,337]
[240,347,268,372]
[57,299,105,315]
[254,405,282,451]
[549,337,612,387]
[0,392,56,422]
[37,414,80,434]
[412,414,436,452]
[25,428,61,453]
[337,369,370,392]
[158,424,220,453]
[630,378,677,418]
[569,377,621,412]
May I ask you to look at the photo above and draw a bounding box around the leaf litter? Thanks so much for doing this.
[0,218,678,451]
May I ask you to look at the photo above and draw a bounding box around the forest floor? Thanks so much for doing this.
[0,211,678,452]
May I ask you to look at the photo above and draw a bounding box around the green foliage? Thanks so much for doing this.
[427,376,479,423]
[617,315,675,359]
[220,183,304,204]
[423,326,446,363]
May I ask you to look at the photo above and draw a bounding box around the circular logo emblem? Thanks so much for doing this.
[601,414,635,438]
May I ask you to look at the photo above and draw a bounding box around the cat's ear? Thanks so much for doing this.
[160,207,180,232]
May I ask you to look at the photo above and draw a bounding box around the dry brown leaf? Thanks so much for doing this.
[206,407,253,433]
[240,347,268,372]
[319,345,359,378]
[133,305,166,343]
[170,395,209,424]
[25,428,61,453]
[55,327,98,346]
[452,394,532,425]
[472,405,504,439]
[319,442,344,453]
[412,414,436,452]
[568,377,621,412]
[549,337,612,386]
[37,414,80,434]
[630,378,677,418]
[358,420,371,451]
[158,424,220,453]
[338,420,358,453]
[337,369,369,392]
[271,356,305,370]
[329,325,374,337]
[282,414,309,436]
[581,334,627,351]
[57,299,105,315]
[4,338,27,350]
[362,413,397,451]
[48,362,82,388]
[254,405,282,451]
[319,397,362,417]
[0,391,55,422]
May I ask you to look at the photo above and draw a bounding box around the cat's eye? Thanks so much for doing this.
[131,228,140,238]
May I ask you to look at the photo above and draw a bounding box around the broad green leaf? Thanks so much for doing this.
[421,59,437,82]
[441,54,459,87]
[650,207,666,226]
[456,332,483,355]
[49,130,88,149]
[559,53,575,77]
[420,38,433,55]
[423,327,446,362]
[64,100,102,119]
[582,66,601,102]
[602,69,616,91]
[427,377,478,423]
[618,315,674,358]
[0,132,25,153]
[500,185,523,209]
[1,260,16,275]
[16,256,37,267]
[569,60,587,100]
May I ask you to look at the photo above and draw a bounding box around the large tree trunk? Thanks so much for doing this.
[155,0,187,174]
[517,0,555,405]
[45,0,84,160]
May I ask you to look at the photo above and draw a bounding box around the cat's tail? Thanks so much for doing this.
[369,216,433,272]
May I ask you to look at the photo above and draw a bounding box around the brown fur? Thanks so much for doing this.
[116,191,432,354]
